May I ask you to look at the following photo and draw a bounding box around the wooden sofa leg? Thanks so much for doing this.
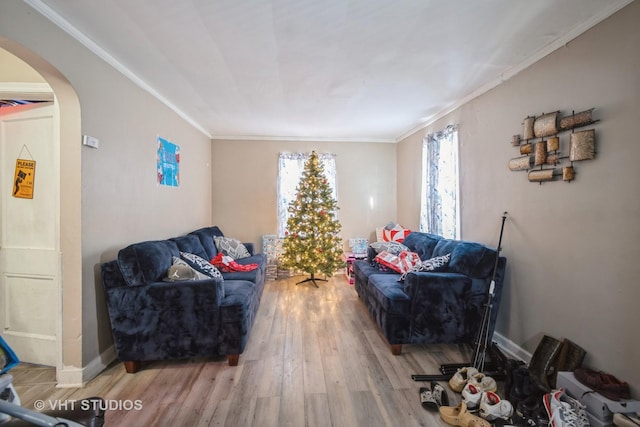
[390,344,402,356]
[123,361,142,373]
[227,354,239,366]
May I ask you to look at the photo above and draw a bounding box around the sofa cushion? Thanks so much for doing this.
[171,235,209,260]
[367,274,411,314]
[117,240,179,287]
[189,226,225,259]
[220,280,258,323]
[402,232,442,261]
[432,239,496,279]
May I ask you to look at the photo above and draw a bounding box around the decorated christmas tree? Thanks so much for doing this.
[280,151,344,287]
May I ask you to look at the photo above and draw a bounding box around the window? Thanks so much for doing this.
[277,152,337,237]
[420,125,460,239]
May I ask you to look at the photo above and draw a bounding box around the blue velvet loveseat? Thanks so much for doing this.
[352,231,506,355]
[100,226,267,373]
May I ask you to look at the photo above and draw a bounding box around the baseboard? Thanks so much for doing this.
[56,345,117,388]
[493,332,533,363]
[56,366,83,388]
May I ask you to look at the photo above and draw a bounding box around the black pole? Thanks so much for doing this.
[472,211,508,371]
[412,212,508,381]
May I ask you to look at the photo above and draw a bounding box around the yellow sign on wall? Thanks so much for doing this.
[13,159,36,199]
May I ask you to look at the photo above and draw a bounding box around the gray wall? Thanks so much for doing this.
[210,139,397,249]
[397,2,640,393]
[1,1,213,369]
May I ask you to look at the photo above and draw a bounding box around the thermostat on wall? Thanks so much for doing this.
[82,135,99,149]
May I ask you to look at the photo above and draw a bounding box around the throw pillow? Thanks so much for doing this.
[373,250,421,274]
[370,241,409,255]
[165,257,211,281]
[214,236,251,259]
[382,224,411,243]
[164,265,197,282]
[399,253,451,281]
[180,252,224,280]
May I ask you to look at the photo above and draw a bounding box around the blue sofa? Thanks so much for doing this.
[100,226,267,373]
[352,231,506,355]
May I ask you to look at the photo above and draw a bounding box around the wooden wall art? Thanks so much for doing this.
[508,108,598,184]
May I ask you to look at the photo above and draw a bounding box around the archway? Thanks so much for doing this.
[0,39,83,386]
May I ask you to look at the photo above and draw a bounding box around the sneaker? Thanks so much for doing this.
[543,389,590,427]
[479,391,514,421]
[462,383,483,411]
[449,366,480,392]
[468,373,498,393]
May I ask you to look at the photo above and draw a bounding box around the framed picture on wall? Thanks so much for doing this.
[157,136,180,187]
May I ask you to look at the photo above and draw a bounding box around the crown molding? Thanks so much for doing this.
[210,134,395,143]
[24,0,212,139]
[395,0,635,143]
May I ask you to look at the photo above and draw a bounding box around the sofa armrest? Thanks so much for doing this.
[103,278,224,361]
[403,271,479,343]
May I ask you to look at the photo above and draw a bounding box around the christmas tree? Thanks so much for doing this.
[280,151,344,287]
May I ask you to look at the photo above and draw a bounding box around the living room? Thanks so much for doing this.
[0,0,638,422]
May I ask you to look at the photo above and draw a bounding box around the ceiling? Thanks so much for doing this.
[27,0,632,142]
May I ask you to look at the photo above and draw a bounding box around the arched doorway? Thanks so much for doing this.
[0,39,83,386]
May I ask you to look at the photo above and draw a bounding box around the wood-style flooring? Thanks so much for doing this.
[9,274,479,426]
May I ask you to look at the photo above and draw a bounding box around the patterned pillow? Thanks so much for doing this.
[180,252,224,280]
[374,250,421,274]
[399,253,451,281]
[370,241,409,255]
[214,236,251,259]
[382,225,411,243]
[164,257,211,281]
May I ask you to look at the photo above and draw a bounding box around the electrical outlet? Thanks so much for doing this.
[82,135,99,149]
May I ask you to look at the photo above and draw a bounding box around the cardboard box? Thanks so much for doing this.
[586,411,612,427]
[557,372,640,422]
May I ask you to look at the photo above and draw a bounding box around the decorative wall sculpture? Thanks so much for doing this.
[508,108,598,183]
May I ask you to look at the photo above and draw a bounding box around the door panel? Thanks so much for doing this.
[0,102,59,366]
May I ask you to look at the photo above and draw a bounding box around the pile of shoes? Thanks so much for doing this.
[430,367,514,427]
[418,335,591,426]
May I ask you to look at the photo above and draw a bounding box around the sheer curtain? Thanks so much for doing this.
[420,125,460,239]
[277,152,337,237]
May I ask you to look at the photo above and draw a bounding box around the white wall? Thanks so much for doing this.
[397,2,640,393]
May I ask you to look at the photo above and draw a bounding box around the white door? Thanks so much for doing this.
[0,102,59,366]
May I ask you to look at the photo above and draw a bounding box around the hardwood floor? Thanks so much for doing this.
[10,274,478,426]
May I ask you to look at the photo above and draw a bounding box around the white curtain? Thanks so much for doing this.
[277,152,337,237]
[420,125,460,239]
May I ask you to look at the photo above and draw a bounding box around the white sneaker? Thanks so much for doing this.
[468,372,498,393]
[462,383,483,411]
[479,391,514,421]
[449,367,480,392]
[544,388,590,427]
